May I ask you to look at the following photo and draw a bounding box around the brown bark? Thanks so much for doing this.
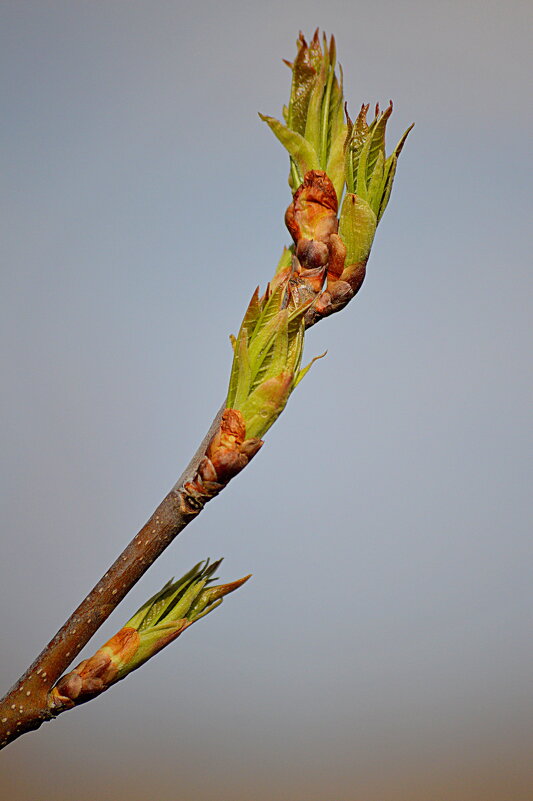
[0,405,225,749]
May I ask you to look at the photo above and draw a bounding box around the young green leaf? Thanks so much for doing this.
[233,330,253,409]
[259,114,320,183]
[339,193,377,265]
[366,102,392,183]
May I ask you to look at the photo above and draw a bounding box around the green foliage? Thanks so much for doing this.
[260,31,346,200]
[226,287,320,439]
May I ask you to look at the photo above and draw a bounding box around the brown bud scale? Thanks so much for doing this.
[179,409,263,514]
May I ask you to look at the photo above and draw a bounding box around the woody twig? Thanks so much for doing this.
[0,29,412,750]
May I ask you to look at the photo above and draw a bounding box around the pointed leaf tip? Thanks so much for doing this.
[294,350,326,388]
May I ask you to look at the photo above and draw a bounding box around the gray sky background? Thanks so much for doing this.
[1,2,532,799]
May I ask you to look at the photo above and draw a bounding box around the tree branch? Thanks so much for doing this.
[0,29,412,751]
[0,405,224,748]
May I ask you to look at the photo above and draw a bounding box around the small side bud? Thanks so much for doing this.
[48,560,250,714]
[223,274,322,442]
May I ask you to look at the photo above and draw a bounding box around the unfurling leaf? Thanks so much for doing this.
[259,114,320,187]
[338,193,377,266]
[225,275,321,440]
[49,561,250,711]
[261,30,346,196]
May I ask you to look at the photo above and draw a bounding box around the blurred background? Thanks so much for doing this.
[1,1,532,799]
